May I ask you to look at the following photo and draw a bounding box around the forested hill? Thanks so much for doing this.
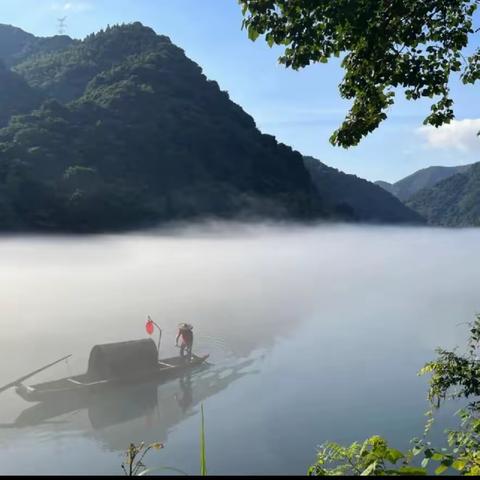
[12,23,174,103]
[375,164,473,202]
[0,23,325,232]
[407,162,480,227]
[0,61,44,128]
[0,24,76,67]
[0,22,425,233]
[304,157,424,224]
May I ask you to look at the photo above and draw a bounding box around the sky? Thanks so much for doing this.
[1,0,479,183]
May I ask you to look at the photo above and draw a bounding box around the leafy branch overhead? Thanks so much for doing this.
[239,0,480,148]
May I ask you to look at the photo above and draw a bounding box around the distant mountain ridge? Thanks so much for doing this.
[406,162,480,227]
[0,24,35,65]
[375,164,474,201]
[0,23,76,67]
[304,157,424,224]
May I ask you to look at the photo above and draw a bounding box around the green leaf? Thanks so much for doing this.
[469,465,480,475]
[386,448,404,463]
[395,466,428,475]
[200,404,207,476]
[412,446,423,456]
[435,464,449,475]
[360,462,376,476]
[247,26,259,41]
[452,459,466,471]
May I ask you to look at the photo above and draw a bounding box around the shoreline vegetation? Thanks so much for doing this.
[310,314,480,476]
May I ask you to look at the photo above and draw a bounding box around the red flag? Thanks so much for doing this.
[146,319,154,335]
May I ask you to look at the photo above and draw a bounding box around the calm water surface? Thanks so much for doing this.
[0,223,478,475]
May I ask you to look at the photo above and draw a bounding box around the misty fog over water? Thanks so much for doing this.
[0,223,479,475]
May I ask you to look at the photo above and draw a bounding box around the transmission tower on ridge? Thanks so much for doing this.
[57,17,67,35]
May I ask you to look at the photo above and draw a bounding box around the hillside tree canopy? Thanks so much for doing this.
[239,0,480,148]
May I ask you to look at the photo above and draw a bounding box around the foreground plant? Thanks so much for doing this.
[420,314,480,408]
[200,404,207,476]
[411,409,480,475]
[121,403,207,476]
[308,314,480,476]
[121,442,164,476]
[307,435,424,476]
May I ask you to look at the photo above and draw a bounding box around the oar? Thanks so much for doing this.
[0,354,72,394]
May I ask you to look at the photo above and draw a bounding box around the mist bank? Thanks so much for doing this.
[0,222,478,361]
[0,223,479,474]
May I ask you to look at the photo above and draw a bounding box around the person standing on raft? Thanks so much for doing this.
[176,323,194,360]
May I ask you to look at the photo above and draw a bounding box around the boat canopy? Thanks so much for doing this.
[87,339,158,380]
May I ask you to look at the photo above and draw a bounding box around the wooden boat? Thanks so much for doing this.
[0,358,254,432]
[12,339,209,404]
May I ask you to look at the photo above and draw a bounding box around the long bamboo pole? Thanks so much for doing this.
[0,354,72,394]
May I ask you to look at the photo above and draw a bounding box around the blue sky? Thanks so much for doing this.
[2,0,479,182]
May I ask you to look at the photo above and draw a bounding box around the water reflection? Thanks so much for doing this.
[0,357,257,452]
[175,375,193,414]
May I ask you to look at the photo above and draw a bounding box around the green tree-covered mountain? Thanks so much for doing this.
[407,162,480,227]
[12,23,166,103]
[0,22,426,232]
[0,23,325,232]
[375,164,473,202]
[0,24,76,67]
[0,61,44,128]
[304,157,423,224]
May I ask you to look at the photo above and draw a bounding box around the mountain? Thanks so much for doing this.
[406,162,480,227]
[375,164,474,201]
[0,24,35,65]
[0,23,325,232]
[13,23,166,103]
[374,180,396,196]
[0,24,76,67]
[0,22,429,233]
[0,61,44,128]
[304,157,424,224]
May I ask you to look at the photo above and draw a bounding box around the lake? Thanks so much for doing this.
[0,223,478,475]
